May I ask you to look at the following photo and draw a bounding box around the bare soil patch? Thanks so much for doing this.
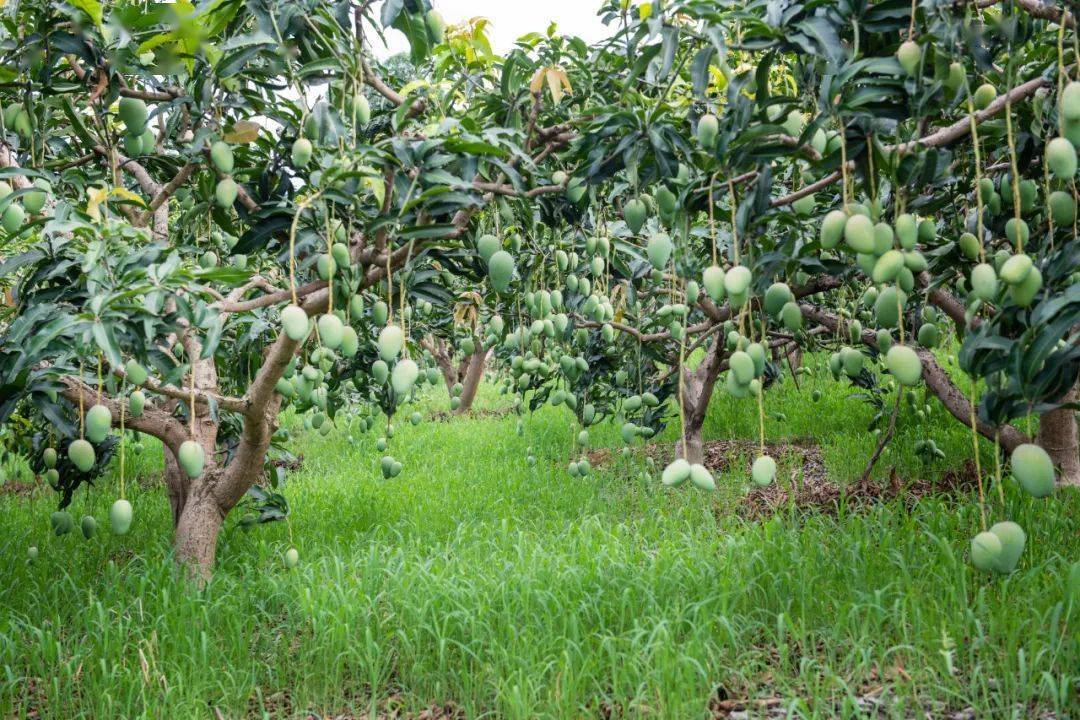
[587,438,980,518]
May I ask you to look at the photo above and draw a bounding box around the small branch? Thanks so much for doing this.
[860,391,902,483]
[771,75,1051,208]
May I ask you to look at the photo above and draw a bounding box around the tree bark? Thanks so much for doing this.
[1037,385,1080,488]
[172,489,226,583]
[675,333,726,465]
[454,349,489,414]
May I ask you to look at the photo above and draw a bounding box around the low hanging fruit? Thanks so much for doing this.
[68,439,95,472]
[209,141,234,174]
[125,359,148,386]
[697,113,718,148]
[390,358,419,397]
[178,440,206,479]
[843,214,875,254]
[689,464,716,491]
[284,547,300,569]
[377,324,405,362]
[972,83,997,110]
[86,404,112,443]
[487,250,515,293]
[43,447,57,468]
[989,521,1025,573]
[215,177,238,208]
[820,210,846,248]
[317,314,344,350]
[661,458,692,487]
[281,304,309,341]
[51,511,74,536]
[702,265,725,301]
[970,263,998,302]
[646,233,673,270]
[476,233,500,262]
[1046,136,1078,179]
[896,40,921,76]
[291,138,312,167]
[970,531,1002,572]
[751,455,776,486]
[129,390,146,417]
[1010,443,1054,498]
[117,97,148,132]
[885,345,922,386]
[623,198,647,234]
[80,515,97,539]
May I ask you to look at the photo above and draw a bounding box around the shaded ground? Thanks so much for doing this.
[588,438,982,520]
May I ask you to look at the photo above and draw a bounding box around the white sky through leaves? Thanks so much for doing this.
[371,0,612,58]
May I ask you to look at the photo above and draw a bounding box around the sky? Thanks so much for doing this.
[370,0,612,58]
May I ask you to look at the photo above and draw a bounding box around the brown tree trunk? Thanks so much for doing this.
[1037,385,1079,488]
[454,350,489,414]
[675,334,726,466]
[164,449,190,528]
[173,489,226,582]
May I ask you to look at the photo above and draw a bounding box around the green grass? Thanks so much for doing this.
[0,360,1077,718]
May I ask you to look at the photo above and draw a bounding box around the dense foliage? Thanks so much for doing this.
[0,0,1077,579]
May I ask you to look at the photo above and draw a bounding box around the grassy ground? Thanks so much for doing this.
[0,355,1077,719]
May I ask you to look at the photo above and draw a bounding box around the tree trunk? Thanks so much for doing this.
[173,490,226,583]
[676,419,706,465]
[1037,385,1080,488]
[454,349,488,415]
[675,334,726,466]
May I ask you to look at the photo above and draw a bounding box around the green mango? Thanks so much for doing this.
[972,83,997,110]
[1049,190,1077,226]
[689,464,715,491]
[51,511,75,536]
[178,440,205,479]
[646,233,673,270]
[214,177,238,208]
[317,314,344,349]
[751,455,776,486]
[989,521,1025,573]
[291,138,312,167]
[68,439,95,472]
[377,324,404,362]
[844,214,875,254]
[1011,443,1054,497]
[897,40,921,76]
[970,531,1002,572]
[763,283,792,316]
[488,250,515,293]
[696,114,718,149]
[819,209,846,249]
[281,304,309,341]
[86,404,112,443]
[702,265,726,301]
[886,344,922,385]
[129,390,146,417]
[117,97,148,132]
[970,263,998,302]
[780,301,802,331]
[661,458,691,487]
[476,234,500,263]
[1047,136,1078,179]
[623,198,647,234]
[209,141,234,174]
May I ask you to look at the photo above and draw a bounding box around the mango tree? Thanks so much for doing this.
[0,0,570,578]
